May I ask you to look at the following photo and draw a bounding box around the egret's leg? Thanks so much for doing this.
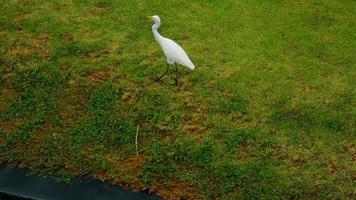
[175,64,179,85]
[155,65,169,81]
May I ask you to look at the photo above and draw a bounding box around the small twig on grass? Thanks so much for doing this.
[135,124,139,156]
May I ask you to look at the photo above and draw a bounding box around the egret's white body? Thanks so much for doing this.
[150,15,195,70]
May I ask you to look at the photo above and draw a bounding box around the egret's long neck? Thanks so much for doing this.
[152,23,164,44]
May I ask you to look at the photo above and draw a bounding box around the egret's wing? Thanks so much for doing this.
[160,38,195,70]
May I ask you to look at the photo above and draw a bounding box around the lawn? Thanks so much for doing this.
[0,0,355,199]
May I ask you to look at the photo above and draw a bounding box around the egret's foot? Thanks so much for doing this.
[170,79,181,86]
[153,76,164,82]
[153,73,168,82]
[172,75,179,85]
[171,81,183,91]
[154,66,170,82]
[147,74,166,86]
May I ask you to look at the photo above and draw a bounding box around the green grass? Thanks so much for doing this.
[0,0,355,199]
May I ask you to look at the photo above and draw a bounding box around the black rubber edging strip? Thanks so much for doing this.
[0,164,162,200]
[0,192,32,200]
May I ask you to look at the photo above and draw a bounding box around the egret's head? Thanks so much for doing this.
[148,15,161,25]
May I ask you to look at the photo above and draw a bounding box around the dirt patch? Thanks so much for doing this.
[58,88,88,121]
[92,153,148,191]
[81,148,203,200]
[183,122,208,137]
[62,33,73,42]
[0,88,17,133]
[36,33,51,60]
[153,179,202,200]
[175,34,190,41]
[7,32,51,63]
[321,35,334,42]
[85,52,101,59]
[300,84,313,94]
[322,72,332,78]
[112,154,147,187]
[59,106,78,121]
[342,142,356,159]
[87,70,109,84]
[234,113,255,129]
[0,88,15,111]
[2,68,13,79]
[0,121,18,133]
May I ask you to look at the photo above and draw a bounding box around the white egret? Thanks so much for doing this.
[148,15,195,85]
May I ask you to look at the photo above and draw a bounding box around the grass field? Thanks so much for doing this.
[0,0,355,199]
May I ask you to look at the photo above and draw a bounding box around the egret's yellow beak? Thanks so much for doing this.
[147,16,152,20]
